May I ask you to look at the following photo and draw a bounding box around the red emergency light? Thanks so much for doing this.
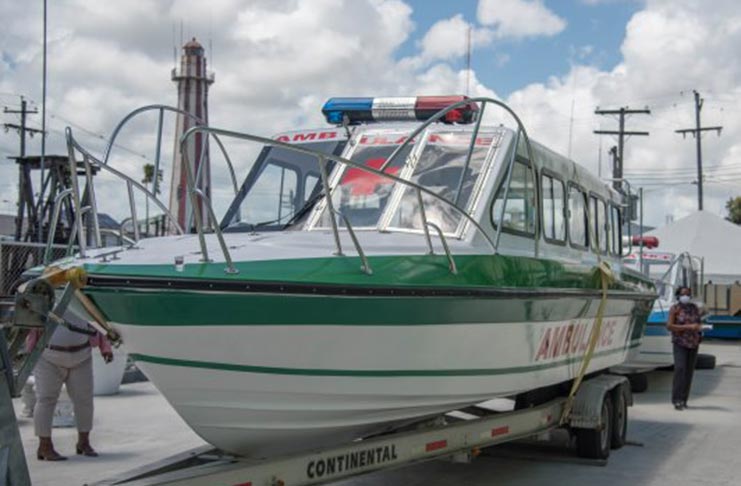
[632,235,659,249]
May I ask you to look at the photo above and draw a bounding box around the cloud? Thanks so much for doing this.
[477,0,567,39]
[0,0,739,229]
[416,14,493,64]
[502,0,741,225]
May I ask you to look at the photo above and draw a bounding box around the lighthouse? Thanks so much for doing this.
[169,37,214,231]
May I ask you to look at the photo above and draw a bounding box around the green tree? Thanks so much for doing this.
[141,163,163,236]
[726,196,741,225]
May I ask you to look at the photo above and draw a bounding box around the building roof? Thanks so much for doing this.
[646,211,741,283]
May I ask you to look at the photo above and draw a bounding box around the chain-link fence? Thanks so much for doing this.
[0,240,72,297]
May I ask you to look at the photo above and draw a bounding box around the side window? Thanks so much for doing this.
[542,174,565,242]
[568,185,588,248]
[588,195,609,254]
[491,160,536,235]
[610,204,622,255]
[599,199,609,254]
[589,195,599,252]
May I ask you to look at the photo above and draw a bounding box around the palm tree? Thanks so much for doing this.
[141,163,163,236]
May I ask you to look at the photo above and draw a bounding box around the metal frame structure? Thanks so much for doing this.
[176,97,535,274]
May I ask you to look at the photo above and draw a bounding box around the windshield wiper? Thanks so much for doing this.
[234,191,326,233]
[284,191,326,227]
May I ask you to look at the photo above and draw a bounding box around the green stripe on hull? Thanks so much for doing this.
[89,290,650,327]
[131,342,641,377]
[84,254,651,292]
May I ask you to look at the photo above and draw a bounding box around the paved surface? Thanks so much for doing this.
[14,341,741,486]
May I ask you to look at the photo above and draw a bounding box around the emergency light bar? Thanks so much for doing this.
[322,96,479,125]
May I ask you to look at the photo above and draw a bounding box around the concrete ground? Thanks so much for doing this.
[13,340,741,486]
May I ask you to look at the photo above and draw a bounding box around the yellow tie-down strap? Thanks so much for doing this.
[560,260,614,424]
[42,265,122,344]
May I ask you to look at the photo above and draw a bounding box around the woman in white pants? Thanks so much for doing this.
[27,317,113,461]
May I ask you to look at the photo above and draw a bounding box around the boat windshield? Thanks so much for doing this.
[386,129,501,234]
[312,131,414,229]
[221,139,345,231]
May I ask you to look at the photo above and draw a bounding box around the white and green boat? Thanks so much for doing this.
[50,96,655,456]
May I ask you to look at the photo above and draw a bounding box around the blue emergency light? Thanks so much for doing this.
[322,96,478,125]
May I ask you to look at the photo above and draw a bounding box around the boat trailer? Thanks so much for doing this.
[89,373,630,486]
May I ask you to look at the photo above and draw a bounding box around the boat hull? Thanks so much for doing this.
[620,310,674,371]
[86,287,650,456]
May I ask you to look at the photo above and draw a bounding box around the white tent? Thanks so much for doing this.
[646,211,741,284]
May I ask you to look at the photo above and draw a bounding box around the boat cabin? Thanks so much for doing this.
[220,96,626,264]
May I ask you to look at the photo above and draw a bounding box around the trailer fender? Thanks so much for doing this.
[568,374,631,430]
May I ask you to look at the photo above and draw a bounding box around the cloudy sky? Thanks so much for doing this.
[1,0,739,227]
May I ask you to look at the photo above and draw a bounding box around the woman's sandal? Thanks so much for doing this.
[37,449,67,461]
[76,443,99,457]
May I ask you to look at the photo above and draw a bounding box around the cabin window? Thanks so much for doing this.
[568,185,588,248]
[314,133,413,229]
[304,174,319,201]
[541,174,565,242]
[610,204,623,255]
[601,200,610,254]
[588,195,609,254]
[240,163,299,227]
[221,139,345,231]
[389,130,499,234]
[491,159,536,235]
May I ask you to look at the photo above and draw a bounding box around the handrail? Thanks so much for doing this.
[193,188,238,274]
[417,188,434,254]
[453,102,486,206]
[331,209,372,275]
[99,228,136,246]
[65,127,186,239]
[62,98,537,275]
[81,153,102,248]
[179,125,502,272]
[189,133,241,232]
[102,105,202,165]
[44,188,74,264]
[65,206,91,258]
[66,129,87,257]
[426,222,457,275]
[318,154,343,256]
[379,97,535,175]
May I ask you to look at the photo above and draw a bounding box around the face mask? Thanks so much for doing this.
[679,295,691,304]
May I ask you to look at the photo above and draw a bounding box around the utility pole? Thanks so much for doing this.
[4,96,43,240]
[594,106,651,191]
[675,90,722,211]
[3,97,41,159]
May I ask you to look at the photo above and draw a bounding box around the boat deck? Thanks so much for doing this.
[14,340,741,486]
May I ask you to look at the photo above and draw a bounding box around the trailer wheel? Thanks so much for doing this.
[610,389,628,449]
[576,394,613,460]
[695,353,716,370]
[627,373,648,393]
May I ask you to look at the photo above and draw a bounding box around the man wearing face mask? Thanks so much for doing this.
[666,286,703,410]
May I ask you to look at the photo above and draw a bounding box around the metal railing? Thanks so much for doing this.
[178,97,536,275]
[55,105,246,263]
[55,98,536,275]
